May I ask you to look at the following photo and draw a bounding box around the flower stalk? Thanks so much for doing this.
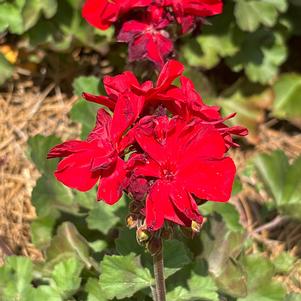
[153,247,166,301]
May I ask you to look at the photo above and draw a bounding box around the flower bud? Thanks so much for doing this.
[191,221,202,233]
[136,227,150,245]
[126,215,138,229]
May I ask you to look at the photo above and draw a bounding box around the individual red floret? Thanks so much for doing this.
[128,115,236,230]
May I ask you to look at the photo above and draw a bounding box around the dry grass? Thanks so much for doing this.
[0,80,78,264]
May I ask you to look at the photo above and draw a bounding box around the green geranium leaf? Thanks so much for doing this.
[70,76,105,139]
[285,294,301,301]
[201,202,244,233]
[32,175,74,217]
[72,75,102,97]
[116,227,143,256]
[239,282,286,301]
[273,252,296,273]
[28,135,76,217]
[167,263,218,301]
[22,0,58,31]
[182,3,238,69]
[40,0,58,18]
[50,256,83,298]
[74,189,97,210]
[273,73,301,120]
[232,177,243,196]
[24,286,62,301]
[254,151,301,219]
[27,135,61,174]
[214,81,268,141]
[238,254,285,301]
[0,256,33,300]
[201,219,247,297]
[226,30,287,84]
[46,222,94,270]
[31,214,59,249]
[0,2,24,34]
[86,202,120,235]
[89,240,108,253]
[164,240,192,278]
[234,0,287,32]
[85,278,108,301]
[0,54,14,85]
[99,254,153,299]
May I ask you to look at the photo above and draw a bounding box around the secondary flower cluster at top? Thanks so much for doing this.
[48,60,247,231]
[82,0,223,67]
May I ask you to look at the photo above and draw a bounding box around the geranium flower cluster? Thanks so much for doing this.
[48,60,247,232]
[82,0,223,67]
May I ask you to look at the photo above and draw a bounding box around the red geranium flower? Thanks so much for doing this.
[131,60,248,148]
[82,0,152,30]
[47,109,127,204]
[84,60,247,149]
[83,60,183,128]
[117,6,173,67]
[165,0,223,32]
[128,116,236,230]
[162,75,248,149]
[82,0,223,65]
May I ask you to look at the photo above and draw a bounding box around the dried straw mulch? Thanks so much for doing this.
[0,80,78,264]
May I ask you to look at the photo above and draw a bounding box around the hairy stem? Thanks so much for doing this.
[153,248,166,301]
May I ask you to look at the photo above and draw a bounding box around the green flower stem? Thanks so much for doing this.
[153,247,166,301]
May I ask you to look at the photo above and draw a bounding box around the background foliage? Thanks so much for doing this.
[1,0,301,300]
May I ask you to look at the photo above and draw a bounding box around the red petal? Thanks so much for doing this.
[91,150,117,172]
[155,60,184,92]
[178,157,236,202]
[118,125,137,152]
[82,92,116,111]
[111,94,144,142]
[128,33,150,62]
[146,181,166,231]
[146,180,196,230]
[82,0,152,30]
[135,121,166,162]
[87,109,112,142]
[177,123,226,164]
[54,151,99,191]
[103,71,139,97]
[127,153,161,178]
[97,158,127,205]
[47,140,90,159]
[170,184,203,224]
[180,15,195,33]
[146,33,173,67]
[145,34,165,67]
[82,0,120,30]
[183,0,223,17]
[134,158,161,178]
[117,20,149,42]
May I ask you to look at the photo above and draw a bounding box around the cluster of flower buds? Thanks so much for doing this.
[82,0,223,67]
[48,59,248,236]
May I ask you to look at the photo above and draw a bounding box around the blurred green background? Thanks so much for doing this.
[0,0,301,300]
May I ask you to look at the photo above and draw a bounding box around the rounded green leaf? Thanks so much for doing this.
[99,254,153,299]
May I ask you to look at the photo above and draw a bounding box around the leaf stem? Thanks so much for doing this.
[153,247,166,301]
